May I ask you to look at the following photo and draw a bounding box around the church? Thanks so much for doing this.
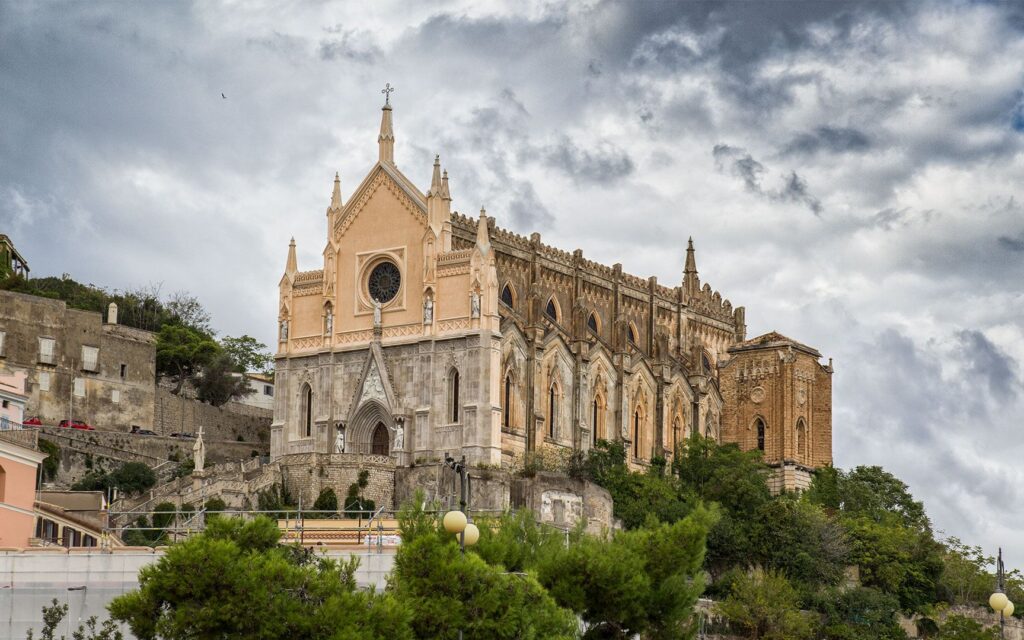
[271,93,833,492]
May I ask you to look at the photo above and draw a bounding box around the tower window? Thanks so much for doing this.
[628,324,638,344]
[756,418,765,452]
[592,398,598,445]
[501,284,514,308]
[633,410,641,457]
[449,369,460,423]
[587,312,599,333]
[302,384,313,438]
[503,374,513,428]
[546,298,558,322]
[548,384,557,438]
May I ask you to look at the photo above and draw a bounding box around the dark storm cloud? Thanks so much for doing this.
[541,137,635,184]
[712,145,822,215]
[783,126,872,156]
[318,29,381,62]
[998,234,1024,251]
[957,330,1020,401]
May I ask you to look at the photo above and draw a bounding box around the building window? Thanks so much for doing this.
[796,418,807,458]
[592,391,606,445]
[264,385,273,396]
[82,534,96,547]
[81,346,99,372]
[587,312,599,333]
[503,374,513,429]
[300,384,313,438]
[592,398,598,444]
[0,330,6,356]
[633,410,642,457]
[0,463,5,501]
[548,384,557,438]
[756,418,765,452]
[500,284,515,308]
[371,422,390,455]
[111,390,120,404]
[73,378,85,398]
[120,364,127,379]
[545,298,559,322]
[38,337,56,365]
[38,372,50,392]
[449,369,460,423]
[628,324,638,345]
[367,260,402,303]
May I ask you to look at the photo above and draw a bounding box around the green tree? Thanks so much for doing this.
[473,508,568,574]
[939,537,996,607]
[388,500,577,640]
[71,462,156,496]
[25,598,124,640]
[38,438,61,481]
[937,614,999,639]
[194,352,251,406]
[221,334,274,374]
[311,488,339,518]
[109,516,412,639]
[747,495,848,593]
[715,568,816,640]
[165,291,213,334]
[155,324,220,394]
[536,506,717,639]
[816,587,907,640]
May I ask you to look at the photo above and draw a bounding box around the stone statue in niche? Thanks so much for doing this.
[471,291,481,319]
[334,424,346,453]
[423,297,434,324]
[391,419,405,451]
[325,310,333,335]
[373,299,382,327]
[279,319,289,341]
[193,426,206,472]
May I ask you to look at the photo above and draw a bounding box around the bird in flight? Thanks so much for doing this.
[221,93,227,99]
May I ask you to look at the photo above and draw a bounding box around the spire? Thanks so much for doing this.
[286,237,297,275]
[378,85,395,164]
[684,237,697,274]
[329,172,343,211]
[684,236,699,298]
[427,155,442,197]
[440,169,451,201]
[475,207,491,255]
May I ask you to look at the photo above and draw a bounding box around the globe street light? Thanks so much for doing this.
[990,547,1014,639]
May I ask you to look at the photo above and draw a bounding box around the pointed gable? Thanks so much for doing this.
[334,162,428,239]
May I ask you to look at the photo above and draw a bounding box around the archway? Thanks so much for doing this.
[371,422,390,455]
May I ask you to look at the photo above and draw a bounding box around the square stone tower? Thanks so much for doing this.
[719,332,833,492]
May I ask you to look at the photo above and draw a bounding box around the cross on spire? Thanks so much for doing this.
[381,82,395,106]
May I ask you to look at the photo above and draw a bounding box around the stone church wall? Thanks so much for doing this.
[278,452,394,512]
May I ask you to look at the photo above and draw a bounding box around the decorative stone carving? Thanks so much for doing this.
[423,296,434,325]
[750,386,765,404]
[471,291,481,318]
[279,320,289,341]
[361,364,386,404]
[193,426,206,472]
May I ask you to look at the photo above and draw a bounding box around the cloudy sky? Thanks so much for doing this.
[2,1,1023,565]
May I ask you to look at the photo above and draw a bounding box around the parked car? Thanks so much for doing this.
[59,419,95,431]
[170,432,196,439]
[130,425,156,436]
[23,416,42,426]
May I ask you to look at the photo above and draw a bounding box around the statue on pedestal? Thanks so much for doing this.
[193,426,206,473]
[334,424,346,454]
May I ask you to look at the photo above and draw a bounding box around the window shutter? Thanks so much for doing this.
[82,346,99,372]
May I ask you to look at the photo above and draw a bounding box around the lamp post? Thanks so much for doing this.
[990,547,1014,639]
[442,454,479,640]
[442,453,480,555]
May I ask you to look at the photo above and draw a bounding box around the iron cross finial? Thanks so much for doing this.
[382,83,395,106]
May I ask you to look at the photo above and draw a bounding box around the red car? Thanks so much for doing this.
[59,419,95,431]
[23,416,42,426]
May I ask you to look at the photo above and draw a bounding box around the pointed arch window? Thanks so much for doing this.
[633,409,642,458]
[449,369,460,423]
[592,391,606,445]
[548,383,558,438]
[503,373,514,429]
[371,422,390,455]
[501,284,515,308]
[300,383,313,438]
[546,298,559,322]
[628,323,638,345]
[587,312,599,333]
[756,418,766,452]
[796,418,807,458]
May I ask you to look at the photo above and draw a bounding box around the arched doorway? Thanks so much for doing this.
[371,422,390,455]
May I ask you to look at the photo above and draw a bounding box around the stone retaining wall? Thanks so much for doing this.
[154,387,271,443]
